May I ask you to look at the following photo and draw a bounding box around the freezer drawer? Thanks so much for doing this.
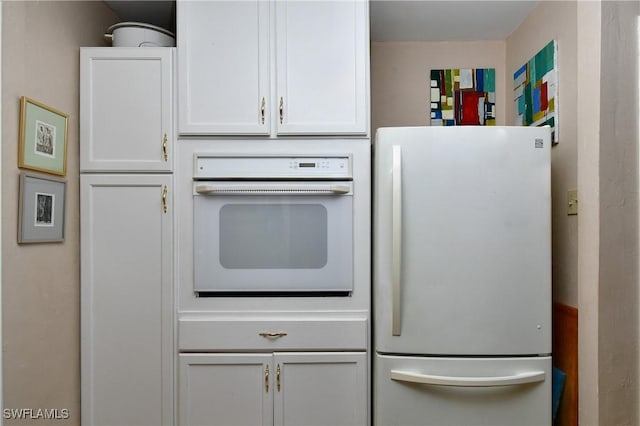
[374,354,551,426]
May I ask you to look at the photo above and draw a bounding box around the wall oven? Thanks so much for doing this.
[193,154,353,295]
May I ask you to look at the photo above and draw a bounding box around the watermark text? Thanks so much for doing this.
[3,408,70,420]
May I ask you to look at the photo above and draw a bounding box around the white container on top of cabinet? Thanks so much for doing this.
[80,48,173,172]
[177,0,369,136]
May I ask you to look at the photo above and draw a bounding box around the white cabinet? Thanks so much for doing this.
[179,354,273,426]
[274,353,368,426]
[80,46,175,425]
[274,1,369,135]
[179,352,367,426]
[177,1,270,135]
[81,175,173,426]
[80,48,173,172]
[177,0,369,136]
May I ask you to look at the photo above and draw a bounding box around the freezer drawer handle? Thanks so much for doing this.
[390,370,546,387]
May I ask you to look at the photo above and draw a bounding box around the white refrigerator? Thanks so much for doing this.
[373,126,552,426]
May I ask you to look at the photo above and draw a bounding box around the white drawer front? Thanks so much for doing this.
[374,354,551,426]
[179,317,368,351]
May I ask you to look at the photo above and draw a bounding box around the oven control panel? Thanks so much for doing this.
[194,155,352,180]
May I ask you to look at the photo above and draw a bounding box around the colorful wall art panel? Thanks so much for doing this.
[430,68,496,126]
[514,40,558,143]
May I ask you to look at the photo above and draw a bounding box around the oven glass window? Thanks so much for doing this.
[219,204,328,269]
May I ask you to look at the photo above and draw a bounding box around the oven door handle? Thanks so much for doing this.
[195,183,352,195]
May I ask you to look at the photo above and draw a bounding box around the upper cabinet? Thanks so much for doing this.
[274,1,369,136]
[177,0,369,137]
[80,48,173,172]
[178,1,270,135]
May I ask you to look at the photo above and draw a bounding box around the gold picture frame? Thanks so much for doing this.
[18,96,69,176]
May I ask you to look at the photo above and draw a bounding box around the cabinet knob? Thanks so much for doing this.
[279,97,284,124]
[265,364,270,393]
[276,364,281,392]
[260,97,266,124]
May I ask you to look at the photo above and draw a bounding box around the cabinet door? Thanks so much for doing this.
[274,352,368,426]
[179,353,274,426]
[275,1,369,135]
[178,0,270,135]
[80,48,173,172]
[81,175,173,425]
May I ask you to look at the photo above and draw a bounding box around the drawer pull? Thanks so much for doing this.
[162,185,168,214]
[259,332,288,339]
[276,364,281,392]
[162,133,168,161]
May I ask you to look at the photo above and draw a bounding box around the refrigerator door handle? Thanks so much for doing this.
[392,145,402,336]
[390,370,546,387]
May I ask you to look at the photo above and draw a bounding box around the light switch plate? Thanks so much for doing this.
[567,189,578,215]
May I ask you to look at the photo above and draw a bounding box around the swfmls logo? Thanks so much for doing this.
[535,138,544,148]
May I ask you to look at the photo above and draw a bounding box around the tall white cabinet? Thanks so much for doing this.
[177,0,369,136]
[80,48,174,425]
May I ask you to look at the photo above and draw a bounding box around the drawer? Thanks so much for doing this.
[178,315,368,351]
[374,355,551,426]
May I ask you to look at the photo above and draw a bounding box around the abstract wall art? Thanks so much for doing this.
[429,68,496,126]
[514,40,558,143]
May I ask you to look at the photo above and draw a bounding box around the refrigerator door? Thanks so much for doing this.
[374,354,552,426]
[374,126,551,355]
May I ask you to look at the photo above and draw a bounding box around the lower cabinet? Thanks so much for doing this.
[179,352,368,426]
[80,174,173,425]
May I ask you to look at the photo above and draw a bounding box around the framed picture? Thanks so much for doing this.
[430,68,496,126]
[18,172,66,243]
[18,96,69,176]
[513,40,558,143]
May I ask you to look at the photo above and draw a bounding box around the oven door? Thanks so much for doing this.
[193,181,353,294]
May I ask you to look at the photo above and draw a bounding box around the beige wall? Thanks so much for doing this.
[371,40,506,137]
[2,2,117,424]
[576,1,601,424]
[597,2,639,424]
[507,1,640,424]
[506,0,578,307]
